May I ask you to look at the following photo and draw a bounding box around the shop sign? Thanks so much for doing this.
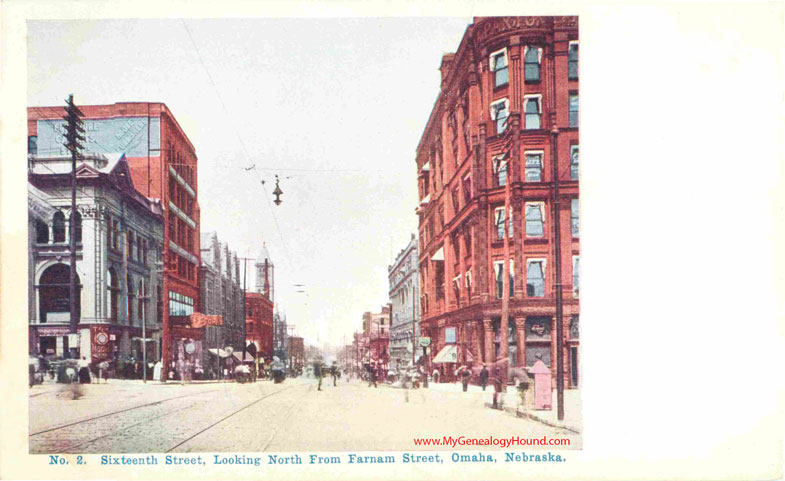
[418,337,431,347]
[36,326,70,337]
[190,312,223,328]
[91,325,112,362]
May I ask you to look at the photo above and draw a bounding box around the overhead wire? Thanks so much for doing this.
[181,19,295,273]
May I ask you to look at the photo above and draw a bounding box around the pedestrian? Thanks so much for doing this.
[77,356,91,384]
[313,360,323,391]
[371,363,379,388]
[460,366,471,392]
[153,360,162,382]
[491,368,502,409]
[432,368,440,384]
[330,361,338,387]
[98,360,110,383]
[480,364,489,391]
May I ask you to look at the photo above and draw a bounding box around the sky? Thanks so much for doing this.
[28,17,472,347]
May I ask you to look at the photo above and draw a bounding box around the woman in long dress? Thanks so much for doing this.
[77,357,91,384]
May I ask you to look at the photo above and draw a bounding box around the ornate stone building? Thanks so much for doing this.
[29,102,202,379]
[28,152,164,363]
[388,234,420,369]
[198,231,245,377]
[416,16,580,387]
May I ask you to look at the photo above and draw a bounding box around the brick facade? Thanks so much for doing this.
[29,102,202,379]
[416,16,580,387]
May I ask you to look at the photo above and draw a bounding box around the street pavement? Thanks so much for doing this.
[29,377,580,453]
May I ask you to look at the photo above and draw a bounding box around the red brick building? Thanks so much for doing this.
[28,102,202,379]
[416,17,580,387]
[245,292,273,361]
[287,336,305,376]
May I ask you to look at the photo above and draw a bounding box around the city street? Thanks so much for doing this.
[29,377,579,454]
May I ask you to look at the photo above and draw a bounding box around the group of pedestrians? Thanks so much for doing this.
[313,361,340,391]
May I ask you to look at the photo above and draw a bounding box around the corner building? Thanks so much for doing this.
[416,16,580,387]
[29,102,201,379]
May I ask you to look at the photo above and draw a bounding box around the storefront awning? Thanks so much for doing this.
[208,348,230,358]
[431,247,444,261]
[432,344,458,364]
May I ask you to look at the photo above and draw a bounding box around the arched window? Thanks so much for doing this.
[52,211,66,243]
[107,268,119,321]
[39,263,79,323]
[35,219,49,244]
[73,211,82,244]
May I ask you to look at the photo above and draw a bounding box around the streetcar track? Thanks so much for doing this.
[166,383,300,453]
[61,398,216,453]
[259,384,311,451]
[30,388,224,436]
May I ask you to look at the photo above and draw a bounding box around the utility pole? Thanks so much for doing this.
[549,45,565,422]
[63,94,85,354]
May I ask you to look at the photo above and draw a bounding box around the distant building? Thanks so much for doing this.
[273,311,288,367]
[287,336,304,376]
[388,234,420,369]
[246,244,274,361]
[28,153,164,363]
[198,231,244,378]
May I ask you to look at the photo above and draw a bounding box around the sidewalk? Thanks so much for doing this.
[382,380,581,434]
[499,388,581,434]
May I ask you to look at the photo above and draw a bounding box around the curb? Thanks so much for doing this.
[484,402,581,434]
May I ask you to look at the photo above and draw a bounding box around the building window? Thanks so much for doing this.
[73,211,82,244]
[35,219,49,244]
[128,231,135,261]
[494,260,514,299]
[572,256,580,298]
[490,98,509,134]
[462,176,472,204]
[524,96,541,129]
[107,268,119,321]
[465,269,472,298]
[138,280,145,325]
[571,198,580,237]
[570,145,579,180]
[490,48,509,88]
[39,263,79,323]
[169,291,194,316]
[526,259,545,297]
[127,274,135,324]
[524,46,541,82]
[493,155,508,187]
[28,136,38,155]
[525,203,544,237]
[525,152,543,182]
[568,42,579,80]
[445,326,457,343]
[52,211,66,243]
[569,94,579,128]
[494,207,513,240]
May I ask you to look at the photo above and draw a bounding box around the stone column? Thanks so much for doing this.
[483,318,494,364]
[79,205,99,322]
[515,316,526,367]
[472,320,482,365]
